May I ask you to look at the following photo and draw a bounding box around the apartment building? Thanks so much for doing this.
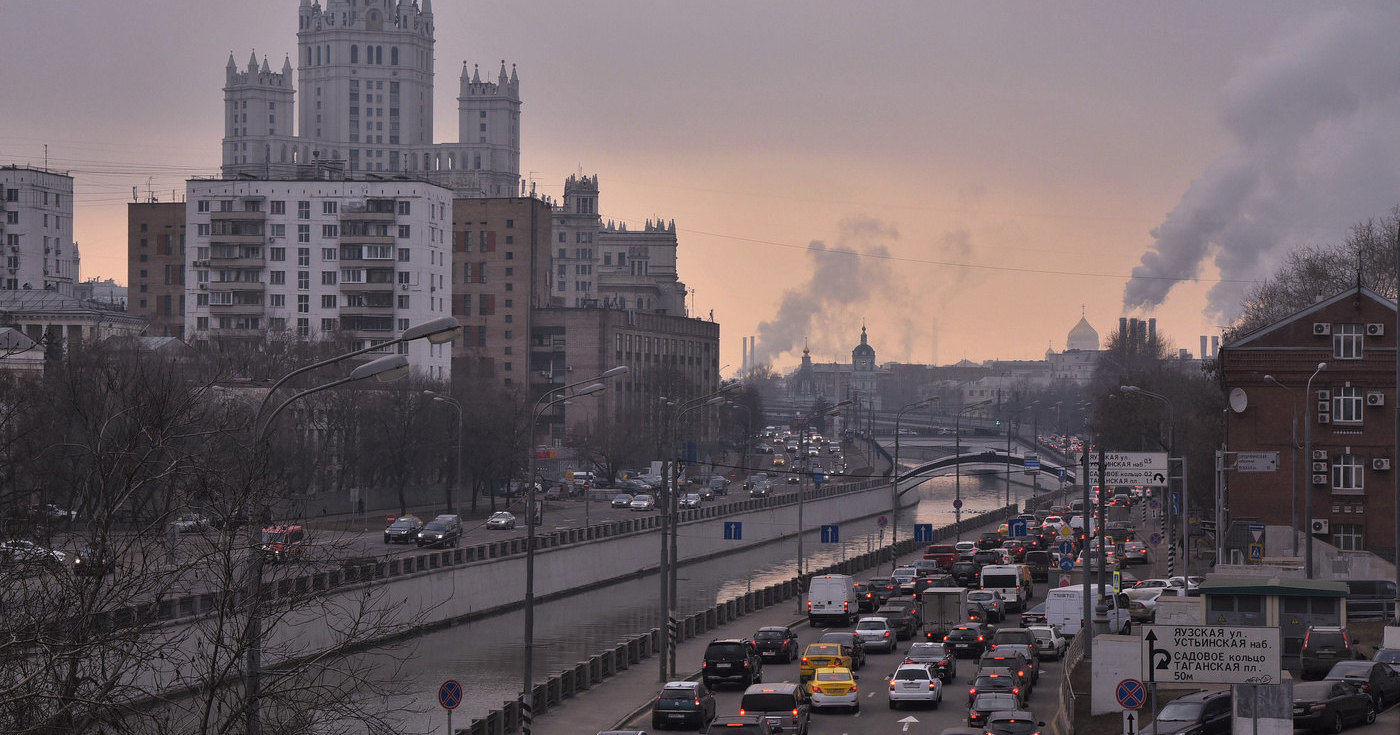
[128,201,188,338]
[0,166,80,296]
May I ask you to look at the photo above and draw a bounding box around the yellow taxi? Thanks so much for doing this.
[806,666,859,712]
[996,522,1009,536]
[799,643,851,681]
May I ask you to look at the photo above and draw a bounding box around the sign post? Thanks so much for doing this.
[1102,452,1170,488]
[1142,625,1282,685]
[439,679,463,735]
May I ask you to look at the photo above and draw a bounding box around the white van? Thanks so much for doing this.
[979,564,1031,612]
[1044,586,1132,637]
[807,574,858,627]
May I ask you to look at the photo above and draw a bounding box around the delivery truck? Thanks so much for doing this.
[807,574,858,626]
[921,587,969,641]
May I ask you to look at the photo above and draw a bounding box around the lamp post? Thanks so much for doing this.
[893,397,937,568]
[247,352,411,735]
[424,391,463,513]
[1302,363,1326,579]
[1264,374,1306,557]
[795,400,852,613]
[955,400,994,536]
[1006,402,1036,508]
[1121,386,1177,573]
[523,366,627,731]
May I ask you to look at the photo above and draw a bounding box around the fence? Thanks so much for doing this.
[1051,624,1088,735]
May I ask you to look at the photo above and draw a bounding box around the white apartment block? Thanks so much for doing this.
[184,178,454,380]
[0,166,80,296]
[223,0,521,198]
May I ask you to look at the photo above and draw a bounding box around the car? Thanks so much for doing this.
[806,666,860,712]
[903,641,956,683]
[1140,690,1231,735]
[749,483,771,498]
[208,508,252,531]
[854,616,897,653]
[977,533,1004,551]
[966,590,1005,622]
[985,645,1039,686]
[702,639,763,689]
[1374,648,1400,675]
[611,493,634,508]
[703,715,773,735]
[972,549,1002,567]
[383,514,424,543]
[888,662,943,709]
[817,631,867,670]
[652,681,717,730]
[853,582,879,612]
[983,711,1044,735]
[866,577,899,605]
[1133,578,1181,591]
[1021,551,1050,582]
[950,560,982,588]
[913,574,958,596]
[1122,541,1149,565]
[999,540,1027,562]
[1026,626,1067,660]
[415,514,461,548]
[631,494,657,511]
[1019,603,1047,628]
[738,682,809,735]
[913,558,945,577]
[877,601,921,639]
[72,545,116,577]
[170,513,209,533]
[0,540,66,575]
[1290,681,1375,733]
[892,566,919,593]
[967,692,1021,729]
[1324,660,1400,710]
[679,493,702,509]
[944,624,994,658]
[1301,626,1357,680]
[485,511,517,530]
[698,487,716,501]
[771,456,786,467]
[753,626,800,663]
[1124,587,1174,623]
[966,673,1023,708]
[261,523,309,559]
[954,540,978,559]
[799,643,851,681]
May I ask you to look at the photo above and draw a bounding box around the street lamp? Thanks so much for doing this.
[246,351,410,735]
[1006,402,1037,508]
[1301,363,1326,579]
[522,366,627,731]
[893,397,937,569]
[796,400,852,613]
[1121,386,1177,575]
[1264,375,1305,557]
[955,400,995,537]
[424,390,463,514]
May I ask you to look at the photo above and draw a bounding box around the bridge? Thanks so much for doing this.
[889,448,1077,501]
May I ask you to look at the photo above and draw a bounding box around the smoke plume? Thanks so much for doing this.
[1122,7,1400,322]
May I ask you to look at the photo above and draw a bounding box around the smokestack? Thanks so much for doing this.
[1200,336,1208,361]
[1120,317,1129,349]
[1211,335,1220,358]
[1148,318,1157,346]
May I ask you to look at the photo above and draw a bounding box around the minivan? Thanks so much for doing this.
[739,682,810,735]
[979,564,1032,612]
[1022,551,1051,582]
[1300,626,1356,680]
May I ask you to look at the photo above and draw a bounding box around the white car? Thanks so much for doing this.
[887,663,942,709]
[678,493,702,509]
[0,540,67,567]
[629,494,656,511]
[854,616,897,653]
[170,513,209,533]
[954,540,978,559]
[485,511,517,530]
[1133,578,1180,590]
[1026,625,1067,660]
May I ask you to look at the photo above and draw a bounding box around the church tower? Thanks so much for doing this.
[222,53,297,175]
[851,325,881,411]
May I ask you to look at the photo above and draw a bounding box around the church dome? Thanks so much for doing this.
[1067,312,1100,351]
[852,326,875,358]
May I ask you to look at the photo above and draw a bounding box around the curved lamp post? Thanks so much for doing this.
[424,390,463,514]
[1121,386,1176,574]
[892,397,937,568]
[955,400,994,538]
[795,400,853,613]
[1301,363,1326,578]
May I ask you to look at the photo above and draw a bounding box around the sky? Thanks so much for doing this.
[5,1,1400,375]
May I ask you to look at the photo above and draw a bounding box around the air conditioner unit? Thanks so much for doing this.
[1316,389,1330,401]
[1313,322,1331,336]
[1312,461,1329,473]
[1312,474,1328,486]
[1317,414,1330,424]
[1373,458,1391,471]
[1367,323,1385,337]
[1312,449,1328,461]
[1368,392,1385,407]
[1311,519,1329,534]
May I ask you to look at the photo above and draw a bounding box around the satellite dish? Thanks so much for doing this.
[1229,387,1248,414]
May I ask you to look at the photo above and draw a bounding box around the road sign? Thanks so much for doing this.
[1024,454,1040,475]
[1115,678,1146,709]
[1149,533,1162,545]
[1007,519,1029,537]
[1112,570,1122,592]
[1247,543,1264,562]
[1248,523,1265,542]
[1142,625,1282,684]
[385,514,397,525]
[1059,525,1072,537]
[1123,710,1139,735]
[877,515,889,528]
[914,523,934,543]
[1059,556,1075,572]
[820,524,840,543]
[439,679,463,710]
[1236,452,1279,472]
[1171,492,1180,516]
[1102,451,1170,487]
[724,521,742,540]
[952,498,963,510]
[1058,539,1075,556]
[1059,574,1073,588]
[1149,499,1160,510]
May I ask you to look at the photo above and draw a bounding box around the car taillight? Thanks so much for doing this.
[807,601,812,610]
[969,688,977,696]
[851,684,857,692]
[739,708,747,716]
[1013,688,1020,695]
[904,658,914,664]
[1309,704,1326,713]
[943,635,950,641]
[889,682,896,691]
[929,682,936,690]
[1303,631,1311,649]
[884,631,890,638]
[694,699,701,706]
[977,636,984,642]
[791,709,799,718]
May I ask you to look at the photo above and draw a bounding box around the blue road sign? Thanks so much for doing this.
[914,523,934,543]
[1024,456,1040,472]
[439,680,463,710]
[1008,519,1029,537]
[877,515,889,528]
[813,473,826,485]
[1059,556,1075,572]
[724,521,742,540]
[1058,468,1067,479]
[1116,679,1146,710]
[1149,533,1162,545]
[1171,491,1180,516]
[953,498,963,510]
[821,524,840,543]
[1058,539,1075,556]
[1248,543,1264,561]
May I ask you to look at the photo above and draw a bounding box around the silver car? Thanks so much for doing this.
[629,494,656,511]
[854,616,897,652]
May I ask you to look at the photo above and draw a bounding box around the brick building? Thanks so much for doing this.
[127,201,187,338]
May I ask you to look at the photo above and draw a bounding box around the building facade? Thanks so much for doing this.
[184,178,455,380]
[0,166,80,296]
[1219,286,1398,564]
[127,202,188,338]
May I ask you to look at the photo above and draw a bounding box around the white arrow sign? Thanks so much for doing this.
[898,716,919,732]
[1123,710,1137,735]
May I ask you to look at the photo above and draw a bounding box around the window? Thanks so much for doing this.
[397,295,410,309]
[1332,454,1364,494]
[297,271,310,290]
[322,201,338,215]
[4,211,15,225]
[198,223,211,236]
[297,224,311,243]
[322,318,339,331]
[322,224,339,238]
[270,247,286,262]
[321,271,338,285]
[269,224,285,238]
[297,318,309,337]
[322,247,337,261]
[270,200,286,215]
[297,201,310,220]
[1332,523,1364,551]
[340,269,365,283]
[398,225,411,238]
[270,294,285,307]
[321,295,337,309]
[397,201,411,216]
[1333,385,1363,424]
[365,245,393,259]
[197,200,210,213]
[269,271,286,285]
[298,248,310,266]
[1334,324,1364,359]
[297,295,310,314]
[398,248,410,262]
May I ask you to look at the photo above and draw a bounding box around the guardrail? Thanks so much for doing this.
[1051,617,1089,735]
[456,502,1019,735]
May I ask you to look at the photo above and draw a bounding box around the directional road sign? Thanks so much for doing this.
[1102,451,1169,487]
[1115,678,1146,709]
[1142,625,1282,684]
[1059,556,1075,572]
[820,524,840,543]
[1171,492,1180,516]
[1024,454,1040,475]
[724,521,742,540]
[914,523,934,543]
[439,679,463,710]
[1235,452,1279,472]
[1007,519,1029,537]
[1058,539,1075,556]
[1123,710,1139,735]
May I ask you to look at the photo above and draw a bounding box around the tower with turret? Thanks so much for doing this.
[222,53,296,173]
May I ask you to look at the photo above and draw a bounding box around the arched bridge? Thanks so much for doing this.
[891,450,1077,501]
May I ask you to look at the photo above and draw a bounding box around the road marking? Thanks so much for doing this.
[898,715,919,731]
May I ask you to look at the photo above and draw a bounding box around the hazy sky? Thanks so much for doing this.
[5,2,1399,374]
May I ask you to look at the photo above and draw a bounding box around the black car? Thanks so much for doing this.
[853,582,879,612]
[972,550,1003,567]
[968,692,1021,728]
[72,546,115,577]
[913,574,957,595]
[1140,690,1231,735]
[652,681,717,730]
[704,715,773,735]
[967,673,1024,708]
[817,631,867,670]
[944,624,994,658]
[1291,680,1375,733]
[902,641,956,683]
[949,560,982,588]
[702,638,763,689]
[383,515,424,544]
[876,604,919,640]
[1019,603,1048,628]
[866,577,899,605]
[976,533,1004,551]
[1324,660,1400,710]
[753,626,800,663]
[1301,626,1356,680]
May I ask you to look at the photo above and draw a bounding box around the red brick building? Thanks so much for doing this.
[1219,286,1397,564]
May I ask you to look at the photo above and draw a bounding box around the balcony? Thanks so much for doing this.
[206,280,265,292]
[339,280,396,293]
[208,254,266,269]
[210,209,266,222]
[208,302,266,316]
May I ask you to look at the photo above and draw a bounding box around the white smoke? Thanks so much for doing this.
[1122,7,1400,322]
